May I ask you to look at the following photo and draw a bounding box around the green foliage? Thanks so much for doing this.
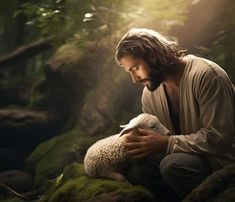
[210,1,235,82]
[13,0,193,46]
[4,0,194,82]
[14,1,65,35]
[195,0,235,83]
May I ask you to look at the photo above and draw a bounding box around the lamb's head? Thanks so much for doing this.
[119,113,170,136]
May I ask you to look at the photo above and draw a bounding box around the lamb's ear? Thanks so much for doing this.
[120,124,127,128]
[119,124,128,136]
[119,123,138,137]
[119,128,133,137]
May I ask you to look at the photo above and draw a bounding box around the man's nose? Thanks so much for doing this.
[130,72,139,83]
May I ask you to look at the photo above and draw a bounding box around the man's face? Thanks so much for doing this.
[119,55,164,91]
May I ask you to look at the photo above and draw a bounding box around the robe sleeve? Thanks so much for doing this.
[167,65,235,156]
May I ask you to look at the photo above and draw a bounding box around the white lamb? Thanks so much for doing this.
[84,113,170,181]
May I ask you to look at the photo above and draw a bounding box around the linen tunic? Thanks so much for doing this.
[141,55,235,167]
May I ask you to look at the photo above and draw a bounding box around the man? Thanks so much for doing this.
[115,28,235,199]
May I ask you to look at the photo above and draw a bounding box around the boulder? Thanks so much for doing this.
[0,108,57,149]
[25,128,98,188]
[184,163,235,202]
[43,163,155,202]
[0,170,32,194]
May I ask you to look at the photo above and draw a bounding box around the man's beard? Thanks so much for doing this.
[142,68,165,92]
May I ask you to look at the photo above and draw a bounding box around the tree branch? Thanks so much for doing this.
[0,36,54,68]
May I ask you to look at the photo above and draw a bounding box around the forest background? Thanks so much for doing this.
[0,0,234,186]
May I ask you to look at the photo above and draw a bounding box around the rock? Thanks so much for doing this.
[25,128,98,188]
[43,163,155,202]
[0,170,32,194]
[0,108,57,148]
[44,39,143,136]
[183,163,235,202]
[43,41,108,131]
[0,148,30,171]
[79,71,143,136]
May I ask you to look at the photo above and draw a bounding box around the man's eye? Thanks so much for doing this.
[132,65,139,71]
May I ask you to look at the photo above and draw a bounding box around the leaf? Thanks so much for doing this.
[12,10,22,18]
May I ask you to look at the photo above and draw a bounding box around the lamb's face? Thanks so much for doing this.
[119,113,170,136]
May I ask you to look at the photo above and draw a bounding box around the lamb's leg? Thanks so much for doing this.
[106,171,127,181]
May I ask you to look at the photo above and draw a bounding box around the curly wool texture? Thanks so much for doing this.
[84,134,128,179]
[84,113,170,181]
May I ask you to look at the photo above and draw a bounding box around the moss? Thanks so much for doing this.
[48,177,153,202]
[42,163,154,202]
[25,128,98,188]
[62,163,86,181]
[49,176,151,202]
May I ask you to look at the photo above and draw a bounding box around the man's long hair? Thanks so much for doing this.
[115,28,186,69]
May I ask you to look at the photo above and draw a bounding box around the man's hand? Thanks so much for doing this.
[124,128,169,159]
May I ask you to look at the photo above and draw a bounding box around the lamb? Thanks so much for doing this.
[84,113,170,181]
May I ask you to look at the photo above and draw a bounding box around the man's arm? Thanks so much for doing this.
[168,65,234,156]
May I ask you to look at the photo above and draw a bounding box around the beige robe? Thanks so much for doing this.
[141,55,235,167]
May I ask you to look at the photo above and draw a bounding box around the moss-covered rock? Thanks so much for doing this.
[183,163,235,202]
[43,163,154,202]
[44,38,143,136]
[25,128,98,188]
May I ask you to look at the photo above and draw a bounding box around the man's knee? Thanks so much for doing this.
[159,153,181,180]
[159,153,211,198]
[159,153,211,177]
